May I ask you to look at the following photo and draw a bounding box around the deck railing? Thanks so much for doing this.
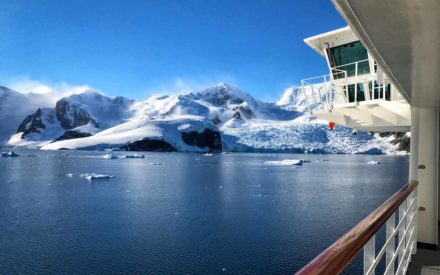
[300,59,392,114]
[296,180,418,275]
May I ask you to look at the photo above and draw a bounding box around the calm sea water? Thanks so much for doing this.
[0,150,408,274]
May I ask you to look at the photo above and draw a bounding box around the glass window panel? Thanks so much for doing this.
[346,84,366,103]
[327,41,370,78]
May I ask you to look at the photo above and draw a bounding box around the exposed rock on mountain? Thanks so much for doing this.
[0,86,54,144]
[55,98,98,129]
[121,138,176,152]
[377,132,410,152]
[16,108,47,136]
[53,130,93,142]
[181,129,222,152]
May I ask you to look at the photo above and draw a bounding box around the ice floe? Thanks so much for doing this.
[122,153,145,159]
[81,173,115,180]
[101,153,118,159]
[1,150,19,157]
[367,160,381,165]
[65,173,73,178]
[264,159,303,166]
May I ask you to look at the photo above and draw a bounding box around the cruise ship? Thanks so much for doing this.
[297,0,439,274]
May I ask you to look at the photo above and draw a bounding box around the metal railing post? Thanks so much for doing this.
[354,62,358,103]
[311,85,319,110]
[363,236,375,275]
[302,80,311,114]
[412,189,417,255]
[397,201,407,272]
[385,213,396,275]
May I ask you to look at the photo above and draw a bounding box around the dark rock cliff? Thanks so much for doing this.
[53,130,92,142]
[55,98,98,130]
[181,129,222,152]
[121,138,177,152]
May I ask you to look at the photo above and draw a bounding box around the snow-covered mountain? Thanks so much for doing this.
[276,84,326,112]
[3,83,408,154]
[8,90,135,148]
[0,86,55,145]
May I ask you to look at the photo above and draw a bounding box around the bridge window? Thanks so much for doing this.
[346,84,366,103]
[327,41,370,78]
[369,81,391,100]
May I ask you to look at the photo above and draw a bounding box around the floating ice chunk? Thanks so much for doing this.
[152,162,164,166]
[101,153,118,159]
[7,180,14,183]
[264,159,303,166]
[367,160,381,165]
[65,173,73,178]
[301,159,312,163]
[203,153,213,157]
[1,150,19,157]
[81,173,115,180]
[221,268,227,272]
[123,154,145,159]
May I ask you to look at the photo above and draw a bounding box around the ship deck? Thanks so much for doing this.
[408,223,440,275]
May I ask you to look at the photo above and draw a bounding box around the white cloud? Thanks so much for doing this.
[6,76,95,99]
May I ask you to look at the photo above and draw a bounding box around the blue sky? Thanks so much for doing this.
[0,0,346,101]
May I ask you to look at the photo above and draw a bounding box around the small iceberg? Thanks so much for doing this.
[367,160,381,165]
[264,159,303,166]
[152,162,164,166]
[101,153,118,159]
[1,150,19,157]
[81,173,115,180]
[203,153,213,157]
[65,173,73,178]
[123,154,145,159]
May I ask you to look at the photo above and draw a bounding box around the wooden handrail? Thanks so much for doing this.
[296,180,418,275]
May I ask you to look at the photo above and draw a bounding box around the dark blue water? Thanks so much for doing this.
[0,150,408,274]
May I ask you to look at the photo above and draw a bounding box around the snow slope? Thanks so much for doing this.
[42,115,218,152]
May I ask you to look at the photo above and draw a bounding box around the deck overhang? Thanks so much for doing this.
[312,100,411,132]
[332,0,440,107]
[304,26,357,56]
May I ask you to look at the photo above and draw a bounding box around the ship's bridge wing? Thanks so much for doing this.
[333,0,440,108]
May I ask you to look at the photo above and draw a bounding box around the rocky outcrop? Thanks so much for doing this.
[181,129,222,152]
[230,102,255,119]
[55,98,98,130]
[53,130,92,142]
[16,108,46,136]
[121,138,176,152]
[378,132,410,152]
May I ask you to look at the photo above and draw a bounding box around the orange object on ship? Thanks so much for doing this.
[328,121,336,130]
